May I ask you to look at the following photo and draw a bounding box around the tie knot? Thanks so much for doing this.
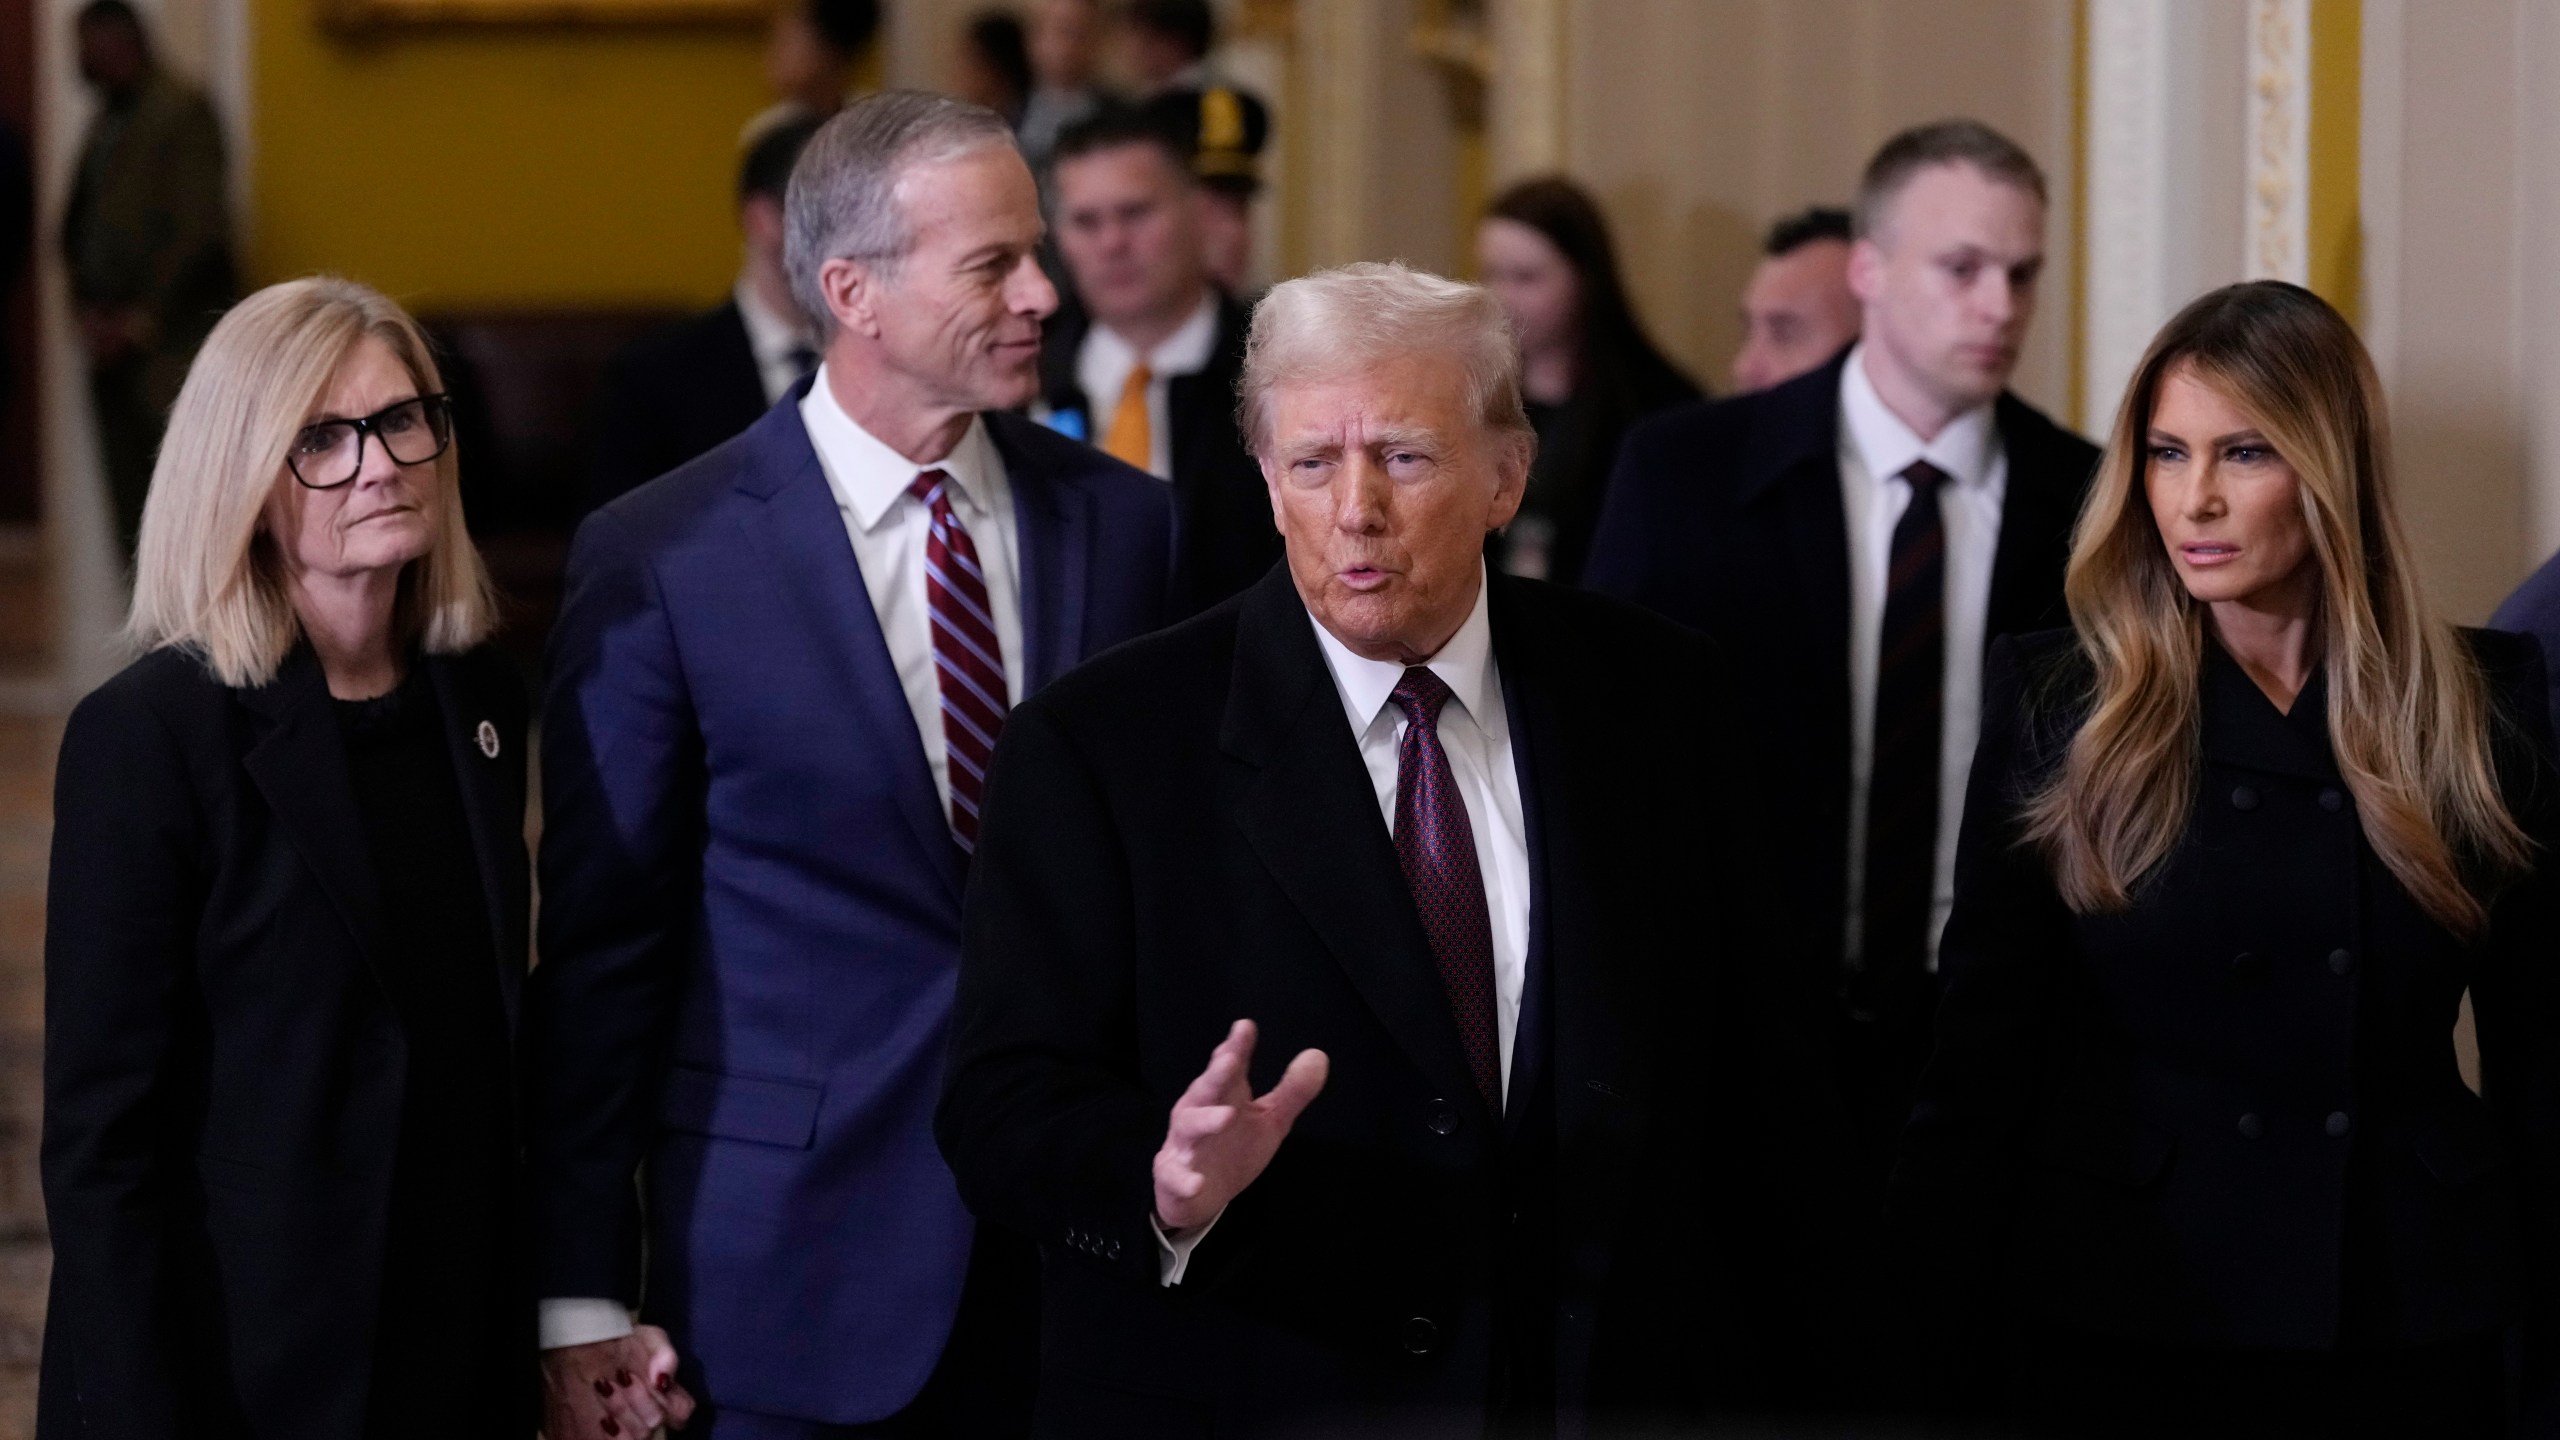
[908,469,951,509]
[1900,459,1950,495]
[1390,666,1454,727]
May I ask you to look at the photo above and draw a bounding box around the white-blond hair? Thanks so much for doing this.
[126,276,496,689]
[1237,261,1533,461]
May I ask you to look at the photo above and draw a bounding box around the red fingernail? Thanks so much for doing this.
[601,1422,620,1438]
[655,1373,672,1393]
[617,1368,634,1387]
[593,1379,612,1398]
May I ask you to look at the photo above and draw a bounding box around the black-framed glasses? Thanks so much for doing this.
[284,393,454,490]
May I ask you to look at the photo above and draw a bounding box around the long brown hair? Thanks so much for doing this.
[2024,280,2530,936]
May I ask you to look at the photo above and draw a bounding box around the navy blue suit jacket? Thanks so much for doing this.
[529,386,1174,1424]
[2492,546,2560,739]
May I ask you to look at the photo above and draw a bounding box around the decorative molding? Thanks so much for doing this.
[2245,0,2311,281]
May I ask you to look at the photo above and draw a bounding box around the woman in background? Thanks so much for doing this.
[1473,175,1700,585]
[1891,280,2560,1436]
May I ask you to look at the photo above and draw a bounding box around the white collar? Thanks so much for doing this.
[1839,341,1999,488]
[1086,290,1221,379]
[733,277,812,366]
[798,363,1001,534]
[1308,566,1499,737]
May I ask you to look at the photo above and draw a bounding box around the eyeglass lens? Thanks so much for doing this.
[289,396,452,488]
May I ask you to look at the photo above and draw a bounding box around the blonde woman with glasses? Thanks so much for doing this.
[1890,281,2560,1436]
[41,276,548,1435]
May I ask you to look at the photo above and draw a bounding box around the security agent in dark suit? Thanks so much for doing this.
[941,262,1851,1438]
[1039,106,1278,614]
[1585,120,2100,1189]
[583,116,823,513]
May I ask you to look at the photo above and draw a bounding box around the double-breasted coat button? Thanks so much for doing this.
[1403,1316,1440,1356]
[1424,1101,1461,1136]
[2238,1112,2266,1140]
[2319,787,2345,812]
[2329,948,2355,976]
[2326,1111,2352,1137]
[2228,951,2265,984]
[2231,785,2261,812]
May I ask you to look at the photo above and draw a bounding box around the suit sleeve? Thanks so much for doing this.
[39,680,203,1436]
[1880,636,2077,1403]
[2465,637,2560,1421]
[526,507,705,1307]
[937,697,1164,1289]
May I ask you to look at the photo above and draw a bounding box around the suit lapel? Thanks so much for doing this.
[991,412,1092,691]
[425,655,526,1033]
[1223,572,1488,1115]
[238,649,390,993]
[734,403,965,899]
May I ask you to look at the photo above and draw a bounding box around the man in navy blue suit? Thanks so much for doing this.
[528,91,1175,1439]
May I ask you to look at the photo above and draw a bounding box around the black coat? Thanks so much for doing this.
[1038,292,1281,616]
[936,567,1852,1437]
[1889,629,2560,1379]
[1582,349,2101,985]
[39,644,530,1439]
[583,298,771,513]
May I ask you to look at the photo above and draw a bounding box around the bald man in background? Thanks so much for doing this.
[1731,206,1861,394]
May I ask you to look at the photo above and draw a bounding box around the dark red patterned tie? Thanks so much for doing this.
[910,469,1007,853]
[1389,667,1501,1109]
[1858,459,1947,1002]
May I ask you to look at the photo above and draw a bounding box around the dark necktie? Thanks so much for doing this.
[1389,667,1501,1109]
[910,469,1007,854]
[1860,459,1949,998]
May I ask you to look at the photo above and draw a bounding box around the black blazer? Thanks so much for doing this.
[1889,629,2560,1371]
[40,644,529,1439]
[583,298,772,513]
[1038,291,1281,616]
[937,567,1851,1436]
[1582,349,2101,981]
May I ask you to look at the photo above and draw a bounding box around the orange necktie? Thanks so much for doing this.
[1103,362,1153,471]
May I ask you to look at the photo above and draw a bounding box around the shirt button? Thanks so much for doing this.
[1424,1101,1461,1136]
[1403,1316,1440,1355]
[2329,948,2355,976]
[2231,785,2261,812]
[2327,1111,2352,1137]
[2238,1112,2266,1140]
[2320,787,2346,812]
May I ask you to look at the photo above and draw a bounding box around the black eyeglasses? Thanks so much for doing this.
[285,393,455,490]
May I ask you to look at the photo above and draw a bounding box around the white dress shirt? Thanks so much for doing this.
[1836,343,2006,972]
[734,278,816,407]
[1073,292,1221,479]
[538,369,1027,1351]
[1157,571,1530,1285]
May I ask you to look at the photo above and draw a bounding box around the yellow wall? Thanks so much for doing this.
[251,0,769,309]
[2307,0,2361,324]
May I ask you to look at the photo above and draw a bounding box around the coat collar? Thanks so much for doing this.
[2200,636,2339,781]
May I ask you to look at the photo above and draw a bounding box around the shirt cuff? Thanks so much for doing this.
[540,1297,636,1350]
[1151,1207,1224,1286]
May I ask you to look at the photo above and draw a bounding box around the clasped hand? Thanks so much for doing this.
[1153,1019,1329,1232]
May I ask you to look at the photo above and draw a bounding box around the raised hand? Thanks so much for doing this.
[1153,1019,1329,1232]
[540,1324,695,1438]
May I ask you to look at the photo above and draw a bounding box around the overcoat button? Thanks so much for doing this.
[2329,949,2355,976]
[2326,1111,2352,1137]
[1425,1101,1461,1136]
[1403,1316,1440,1355]
[2320,787,2345,812]
[2228,951,2264,984]
[2231,785,2260,812]
[2238,1112,2266,1140]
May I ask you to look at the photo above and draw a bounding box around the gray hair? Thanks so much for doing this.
[1237,261,1532,458]
[784,89,1019,331]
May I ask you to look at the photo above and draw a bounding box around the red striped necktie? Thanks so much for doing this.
[910,469,1008,854]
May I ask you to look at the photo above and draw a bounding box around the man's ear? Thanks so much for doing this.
[1847,236,1886,307]
[819,255,885,340]
[1485,430,1531,532]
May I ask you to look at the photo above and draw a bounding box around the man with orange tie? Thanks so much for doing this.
[1039,107,1278,614]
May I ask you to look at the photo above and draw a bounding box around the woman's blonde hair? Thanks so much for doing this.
[2025,280,2530,937]
[126,276,496,688]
